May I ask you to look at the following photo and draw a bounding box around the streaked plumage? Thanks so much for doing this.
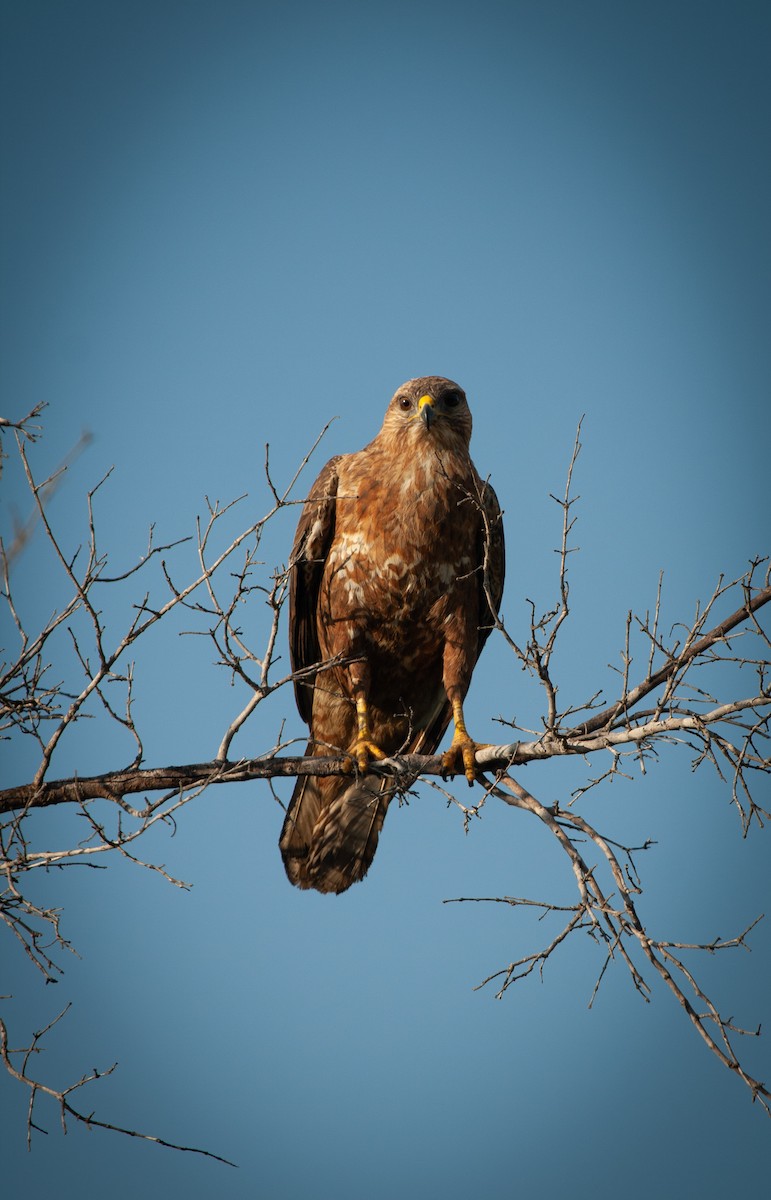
[280,376,505,893]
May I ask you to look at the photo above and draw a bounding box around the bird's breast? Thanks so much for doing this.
[321,462,476,630]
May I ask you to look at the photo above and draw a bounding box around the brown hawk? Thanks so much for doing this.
[280,376,505,893]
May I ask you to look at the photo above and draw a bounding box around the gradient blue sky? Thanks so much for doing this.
[2,2,770,1197]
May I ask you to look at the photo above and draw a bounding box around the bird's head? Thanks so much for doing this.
[381,376,473,447]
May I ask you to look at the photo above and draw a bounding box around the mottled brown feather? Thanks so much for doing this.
[280,377,505,893]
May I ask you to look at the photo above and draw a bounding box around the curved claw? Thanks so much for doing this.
[442,697,486,786]
[350,695,386,773]
[352,737,387,773]
[441,732,481,786]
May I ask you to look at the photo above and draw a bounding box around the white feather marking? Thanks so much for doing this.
[344,577,366,604]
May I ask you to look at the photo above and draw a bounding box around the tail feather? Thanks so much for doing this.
[279,771,392,894]
[280,709,451,894]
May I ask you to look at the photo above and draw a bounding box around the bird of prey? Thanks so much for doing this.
[280,376,505,893]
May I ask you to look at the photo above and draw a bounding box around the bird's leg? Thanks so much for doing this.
[349,692,387,773]
[441,694,482,786]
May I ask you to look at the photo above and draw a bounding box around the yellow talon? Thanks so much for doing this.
[441,698,485,786]
[350,696,386,772]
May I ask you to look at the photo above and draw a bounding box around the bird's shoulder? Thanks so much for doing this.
[291,454,342,563]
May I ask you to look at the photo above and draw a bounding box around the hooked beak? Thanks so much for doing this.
[418,394,435,429]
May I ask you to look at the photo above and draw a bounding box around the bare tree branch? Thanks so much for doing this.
[0,404,92,564]
[2,409,770,1161]
[0,1008,236,1165]
[451,768,770,1115]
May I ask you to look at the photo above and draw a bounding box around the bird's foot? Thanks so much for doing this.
[348,735,387,774]
[441,732,483,786]
[348,695,386,773]
[441,698,485,786]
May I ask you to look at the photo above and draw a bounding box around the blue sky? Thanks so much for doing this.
[2,2,770,1196]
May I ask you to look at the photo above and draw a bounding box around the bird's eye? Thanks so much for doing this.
[443,390,461,407]
[398,395,412,411]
